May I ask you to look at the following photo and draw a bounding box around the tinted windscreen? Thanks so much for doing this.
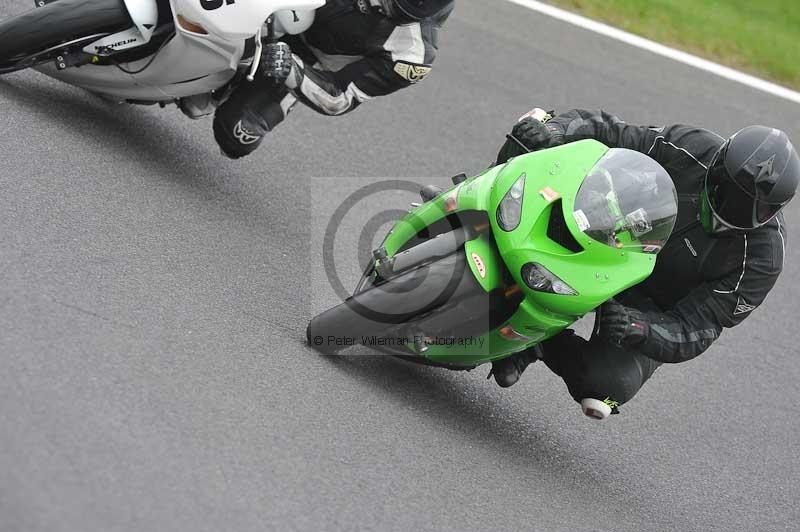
[573,149,678,253]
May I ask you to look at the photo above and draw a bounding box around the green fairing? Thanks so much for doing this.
[699,189,714,234]
[377,140,669,367]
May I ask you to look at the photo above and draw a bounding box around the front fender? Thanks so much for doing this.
[123,0,158,43]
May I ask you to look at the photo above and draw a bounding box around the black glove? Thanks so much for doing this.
[598,299,650,347]
[496,116,565,164]
[261,42,293,85]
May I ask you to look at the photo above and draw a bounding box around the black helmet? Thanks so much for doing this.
[705,126,800,231]
[390,0,452,21]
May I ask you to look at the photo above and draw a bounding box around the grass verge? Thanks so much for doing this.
[544,0,800,90]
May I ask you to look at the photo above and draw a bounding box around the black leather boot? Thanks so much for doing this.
[490,346,541,388]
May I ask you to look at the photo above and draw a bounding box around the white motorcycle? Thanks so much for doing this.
[0,0,324,113]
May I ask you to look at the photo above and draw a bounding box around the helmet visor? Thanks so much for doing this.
[755,198,785,224]
[706,141,787,230]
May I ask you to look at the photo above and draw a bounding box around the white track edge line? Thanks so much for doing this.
[502,0,800,105]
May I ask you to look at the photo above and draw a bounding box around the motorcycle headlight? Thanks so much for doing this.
[521,263,578,296]
[496,173,526,231]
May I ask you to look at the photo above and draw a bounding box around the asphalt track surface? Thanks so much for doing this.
[1,1,799,531]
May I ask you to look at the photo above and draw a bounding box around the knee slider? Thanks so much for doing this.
[581,398,613,420]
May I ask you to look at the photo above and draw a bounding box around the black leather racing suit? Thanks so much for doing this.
[499,109,787,408]
[214,0,453,158]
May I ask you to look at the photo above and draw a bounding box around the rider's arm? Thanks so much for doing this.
[548,108,723,169]
[284,17,444,116]
[498,108,721,169]
[635,227,784,363]
[547,109,663,152]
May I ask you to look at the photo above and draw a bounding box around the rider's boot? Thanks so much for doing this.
[213,78,296,159]
[490,345,541,388]
[179,93,218,120]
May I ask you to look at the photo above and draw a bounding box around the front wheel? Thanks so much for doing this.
[307,253,474,355]
[0,0,131,74]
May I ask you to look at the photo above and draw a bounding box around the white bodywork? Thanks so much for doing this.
[124,0,158,43]
[36,0,323,102]
[274,8,316,36]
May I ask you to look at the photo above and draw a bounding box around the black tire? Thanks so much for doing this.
[0,0,131,72]
[307,253,473,355]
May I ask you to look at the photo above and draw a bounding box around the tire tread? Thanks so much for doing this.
[0,0,131,63]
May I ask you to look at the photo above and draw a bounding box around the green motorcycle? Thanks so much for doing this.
[307,140,678,379]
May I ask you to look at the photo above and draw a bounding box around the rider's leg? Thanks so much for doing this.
[541,330,662,419]
[491,347,539,388]
[213,78,297,159]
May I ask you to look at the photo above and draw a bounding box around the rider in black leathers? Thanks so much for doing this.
[491,108,799,417]
[213,0,454,159]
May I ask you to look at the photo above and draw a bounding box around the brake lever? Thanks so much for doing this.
[247,25,263,82]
